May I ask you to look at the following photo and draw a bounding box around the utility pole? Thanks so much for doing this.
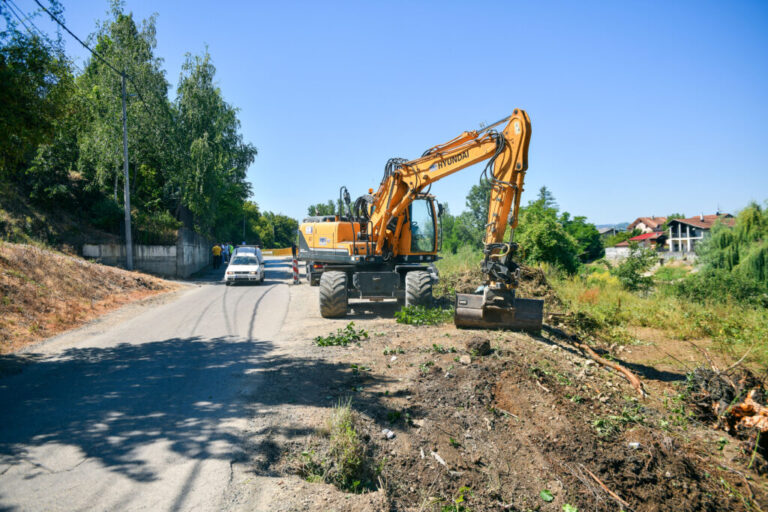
[121,73,133,270]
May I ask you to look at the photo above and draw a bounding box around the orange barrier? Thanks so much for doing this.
[261,247,293,256]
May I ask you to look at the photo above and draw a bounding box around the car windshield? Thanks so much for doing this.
[231,256,259,265]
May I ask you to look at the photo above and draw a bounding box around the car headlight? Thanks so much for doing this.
[249,271,257,275]
[226,272,233,276]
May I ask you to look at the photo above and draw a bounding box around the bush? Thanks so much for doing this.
[672,268,768,308]
[610,243,656,291]
[90,197,123,232]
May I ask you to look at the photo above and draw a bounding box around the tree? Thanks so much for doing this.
[307,200,336,216]
[464,179,492,235]
[0,32,73,177]
[611,242,656,291]
[697,202,768,284]
[560,212,604,262]
[605,229,641,247]
[516,206,579,273]
[661,213,685,231]
[174,50,256,236]
[440,205,482,253]
[536,186,558,210]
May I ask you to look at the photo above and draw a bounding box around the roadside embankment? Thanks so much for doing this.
[0,242,176,353]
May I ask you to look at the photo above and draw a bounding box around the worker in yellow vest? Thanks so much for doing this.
[212,244,222,269]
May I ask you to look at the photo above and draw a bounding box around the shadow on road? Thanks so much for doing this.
[0,334,397,484]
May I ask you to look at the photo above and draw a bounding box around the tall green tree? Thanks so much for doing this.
[174,50,256,235]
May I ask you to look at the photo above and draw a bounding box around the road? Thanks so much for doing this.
[0,257,318,511]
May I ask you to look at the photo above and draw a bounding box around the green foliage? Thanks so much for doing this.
[605,228,641,247]
[1,4,294,247]
[653,265,689,282]
[0,30,73,173]
[610,242,657,291]
[698,202,768,285]
[672,268,768,308]
[315,322,369,346]
[562,504,579,512]
[464,179,492,235]
[516,196,579,273]
[560,212,604,262]
[307,199,339,217]
[395,305,453,326]
[661,213,685,231]
[539,489,554,502]
[299,399,380,493]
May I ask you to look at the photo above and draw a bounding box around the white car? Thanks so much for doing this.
[224,254,265,285]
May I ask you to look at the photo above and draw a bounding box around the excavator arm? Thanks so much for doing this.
[369,109,531,283]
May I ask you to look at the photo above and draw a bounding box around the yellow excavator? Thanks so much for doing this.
[298,109,543,331]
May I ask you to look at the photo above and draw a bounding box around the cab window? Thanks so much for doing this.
[409,199,436,253]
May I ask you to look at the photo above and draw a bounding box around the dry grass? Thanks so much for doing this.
[0,242,174,353]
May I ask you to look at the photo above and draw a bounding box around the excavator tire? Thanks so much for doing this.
[405,270,433,307]
[319,271,348,318]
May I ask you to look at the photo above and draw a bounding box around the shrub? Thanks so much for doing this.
[672,268,768,308]
[610,242,656,291]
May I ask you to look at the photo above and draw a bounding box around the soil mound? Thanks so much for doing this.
[0,242,172,353]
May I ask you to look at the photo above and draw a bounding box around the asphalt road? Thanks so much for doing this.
[0,258,296,511]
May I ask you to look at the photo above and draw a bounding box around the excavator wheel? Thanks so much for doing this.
[405,271,433,307]
[319,271,348,318]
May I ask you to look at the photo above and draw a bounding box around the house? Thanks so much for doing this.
[615,231,667,251]
[627,216,667,234]
[666,214,734,253]
[598,226,618,238]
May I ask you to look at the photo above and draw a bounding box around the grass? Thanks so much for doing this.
[550,268,768,366]
[434,247,768,367]
[299,398,380,493]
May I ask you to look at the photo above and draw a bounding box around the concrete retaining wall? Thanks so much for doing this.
[83,228,211,278]
[605,247,698,264]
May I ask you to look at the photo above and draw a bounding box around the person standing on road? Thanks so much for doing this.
[212,243,222,269]
[228,243,234,262]
[222,243,229,264]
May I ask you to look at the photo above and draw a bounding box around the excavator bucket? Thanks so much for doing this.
[454,293,543,332]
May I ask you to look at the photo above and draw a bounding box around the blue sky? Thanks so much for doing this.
[18,0,768,225]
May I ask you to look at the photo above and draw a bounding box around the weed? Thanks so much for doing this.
[395,305,453,326]
[315,322,369,346]
[383,346,405,355]
[387,410,402,423]
[326,399,367,491]
[350,363,372,375]
[567,394,584,403]
[419,361,435,374]
[431,343,456,354]
[432,485,473,512]
[449,437,461,448]
[592,405,645,438]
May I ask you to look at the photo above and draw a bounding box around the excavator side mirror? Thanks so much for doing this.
[437,203,445,217]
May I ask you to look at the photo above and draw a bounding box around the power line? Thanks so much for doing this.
[31,0,122,76]
[3,0,35,35]
[5,0,49,42]
[31,0,170,147]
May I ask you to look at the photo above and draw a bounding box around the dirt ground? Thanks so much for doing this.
[0,242,176,353]
[253,288,767,512]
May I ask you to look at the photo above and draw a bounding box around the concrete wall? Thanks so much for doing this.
[605,247,630,262]
[83,228,211,278]
[605,247,697,264]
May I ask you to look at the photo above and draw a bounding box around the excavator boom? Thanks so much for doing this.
[299,109,542,331]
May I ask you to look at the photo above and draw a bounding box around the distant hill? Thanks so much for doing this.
[596,222,630,231]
